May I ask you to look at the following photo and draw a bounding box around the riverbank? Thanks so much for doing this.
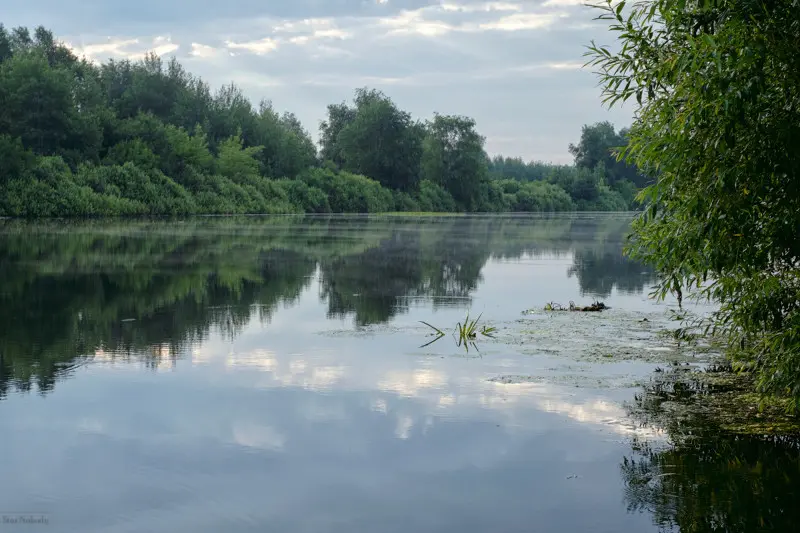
[0,161,635,218]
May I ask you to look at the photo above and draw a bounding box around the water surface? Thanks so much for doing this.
[0,215,797,533]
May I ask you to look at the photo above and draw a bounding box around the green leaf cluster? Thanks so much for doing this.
[587,0,800,402]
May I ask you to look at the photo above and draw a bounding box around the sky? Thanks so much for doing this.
[3,0,634,164]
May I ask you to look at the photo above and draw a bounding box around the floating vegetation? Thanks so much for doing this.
[544,300,610,312]
[420,311,496,352]
[626,366,800,438]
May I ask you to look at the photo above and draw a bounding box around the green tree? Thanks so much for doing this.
[208,83,257,146]
[0,134,35,182]
[0,51,75,155]
[161,124,213,182]
[104,139,160,171]
[319,101,356,167]
[587,0,800,400]
[569,121,646,187]
[422,114,488,210]
[216,133,263,180]
[0,25,14,64]
[334,88,424,191]
[251,101,316,178]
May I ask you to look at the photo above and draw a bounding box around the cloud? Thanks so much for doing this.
[479,11,569,31]
[377,2,568,37]
[67,35,177,62]
[441,1,523,12]
[225,37,279,55]
[69,38,141,61]
[289,28,353,45]
[542,0,585,6]
[379,10,457,36]
[144,36,179,58]
[4,0,634,162]
[189,42,222,59]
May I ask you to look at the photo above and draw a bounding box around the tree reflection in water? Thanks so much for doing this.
[0,215,654,398]
[621,369,800,533]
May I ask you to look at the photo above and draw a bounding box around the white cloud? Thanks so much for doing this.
[67,37,139,63]
[379,10,457,37]
[479,12,568,31]
[441,1,523,12]
[543,0,585,6]
[225,36,279,55]
[71,38,139,58]
[544,60,584,70]
[377,3,567,38]
[147,36,179,57]
[314,28,351,39]
[189,42,221,58]
[289,28,352,45]
[67,35,178,62]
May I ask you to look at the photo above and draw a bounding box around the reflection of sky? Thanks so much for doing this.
[0,352,659,533]
[0,226,682,533]
[1,268,665,532]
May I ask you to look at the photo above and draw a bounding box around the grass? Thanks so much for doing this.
[420,310,496,352]
[456,311,482,341]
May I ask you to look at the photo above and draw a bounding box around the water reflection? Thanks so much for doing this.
[0,214,654,398]
[0,214,681,532]
[621,371,800,532]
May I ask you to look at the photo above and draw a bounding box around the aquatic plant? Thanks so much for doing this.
[419,311,495,350]
[456,311,482,342]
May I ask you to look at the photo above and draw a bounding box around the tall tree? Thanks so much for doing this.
[0,25,13,64]
[319,101,355,167]
[422,114,488,210]
[0,51,75,156]
[334,88,424,191]
[252,101,316,178]
[569,121,645,187]
[587,0,800,400]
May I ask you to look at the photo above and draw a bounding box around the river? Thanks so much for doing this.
[0,214,797,533]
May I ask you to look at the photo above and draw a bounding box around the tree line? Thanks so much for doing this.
[0,24,646,217]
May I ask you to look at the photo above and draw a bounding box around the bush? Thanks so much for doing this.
[474,180,509,212]
[76,163,197,214]
[183,167,299,214]
[578,187,629,212]
[612,179,640,210]
[103,139,160,171]
[514,181,575,212]
[415,179,457,212]
[299,168,394,213]
[0,134,35,183]
[1,157,144,217]
[392,190,421,212]
[274,179,331,213]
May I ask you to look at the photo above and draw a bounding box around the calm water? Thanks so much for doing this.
[0,214,797,533]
